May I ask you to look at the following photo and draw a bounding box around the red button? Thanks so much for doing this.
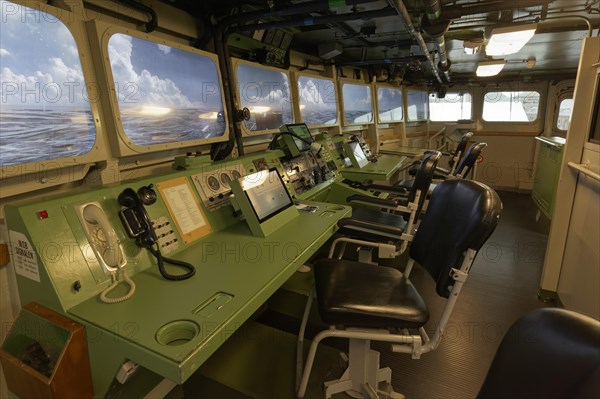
[37,210,49,219]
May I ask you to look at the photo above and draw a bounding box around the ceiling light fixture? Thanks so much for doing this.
[486,23,537,56]
[476,60,506,77]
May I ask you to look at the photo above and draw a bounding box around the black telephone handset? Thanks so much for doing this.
[117,186,195,281]
[118,188,158,248]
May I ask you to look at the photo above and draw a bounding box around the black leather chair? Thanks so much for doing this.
[398,142,488,193]
[407,131,473,178]
[477,307,600,399]
[297,179,503,398]
[330,151,441,260]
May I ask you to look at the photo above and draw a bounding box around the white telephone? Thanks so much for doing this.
[77,202,135,303]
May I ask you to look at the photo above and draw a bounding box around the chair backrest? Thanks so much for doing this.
[477,308,600,399]
[448,131,473,168]
[409,179,502,297]
[454,142,487,177]
[409,150,441,216]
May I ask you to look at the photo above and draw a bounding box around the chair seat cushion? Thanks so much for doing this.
[338,207,408,241]
[314,259,429,329]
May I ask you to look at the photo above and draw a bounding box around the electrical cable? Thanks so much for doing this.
[149,245,196,281]
[99,268,136,303]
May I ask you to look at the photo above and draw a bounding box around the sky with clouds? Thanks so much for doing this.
[298,76,337,111]
[108,34,224,110]
[377,87,403,113]
[0,0,224,112]
[237,63,292,113]
[0,0,88,107]
[342,83,372,112]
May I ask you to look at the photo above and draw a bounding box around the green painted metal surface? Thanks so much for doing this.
[340,155,408,183]
[4,155,350,397]
[532,137,565,219]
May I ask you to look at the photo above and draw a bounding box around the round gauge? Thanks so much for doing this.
[207,175,220,191]
[231,170,242,180]
[220,173,232,188]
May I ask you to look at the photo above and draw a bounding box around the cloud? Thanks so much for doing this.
[108,34,197,107]
[1,59,89,106]
[157,44,171,54]
[0,49,10,56]
[299,78,336,110]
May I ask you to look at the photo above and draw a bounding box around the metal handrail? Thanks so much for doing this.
[568,162,600,182]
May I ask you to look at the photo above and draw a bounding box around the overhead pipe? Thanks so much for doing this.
[387,0,444,85]
[442,0,554,20]
[422,0,451,82]
[335,55,427,66]
[230,7,396,32]
[423,0,441,21]
[219,0,380,26]
[118,0,157,32]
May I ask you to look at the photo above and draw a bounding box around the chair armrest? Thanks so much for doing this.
[435,166,450,176]
[365,184,409,196]
[346,194,398,209]
[338,217,404,238]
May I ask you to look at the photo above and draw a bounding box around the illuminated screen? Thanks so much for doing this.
[287,123,313,152]
[348,141,368,168]
[240,169,294,223]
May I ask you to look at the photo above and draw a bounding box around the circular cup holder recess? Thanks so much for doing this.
[156,320,199,346]
[326,205,345,211]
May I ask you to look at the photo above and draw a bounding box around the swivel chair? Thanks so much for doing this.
[398,142,488,193]
[297,179,502,399]
[477,307,600,399]
[407,131,473,178]
[334,151,441,260]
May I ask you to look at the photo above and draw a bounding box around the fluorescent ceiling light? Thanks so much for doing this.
[476,60,506,77]
[486,23,537,56]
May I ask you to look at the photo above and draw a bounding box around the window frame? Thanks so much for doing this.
[232,58,294,135]
[0,1,105,181]
[339,80,375,126]
[406,89,429,123]
[375,84,404,124]
[478,83,546,135]
[295,72,339,128]
[100,27,230,156]
[481,90,542,124]
[428,91,474,122]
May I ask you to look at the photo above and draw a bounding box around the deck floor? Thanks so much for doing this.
[179,191,555,399]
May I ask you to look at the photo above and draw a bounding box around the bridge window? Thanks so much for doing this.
[0,1,95,166]
[483,91,540,122]
[406,90,429,122]
[377,87,403,123]
[236,63,293,132]
[556,98,573,132]
[107,34,226,146]
[429,92,472,122]
[298,76,337,126]
[342,83,373,124]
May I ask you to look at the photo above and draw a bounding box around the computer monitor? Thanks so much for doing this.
[230,168,299,237]
[344,141,369,168]
[280,123,314,157]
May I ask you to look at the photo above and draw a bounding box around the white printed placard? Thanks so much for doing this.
[9,230,40,282]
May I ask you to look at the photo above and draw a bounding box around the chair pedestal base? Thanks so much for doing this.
[324,339,404,399]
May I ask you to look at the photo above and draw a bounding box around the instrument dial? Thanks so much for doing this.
[220,173,232,188]
[207,175,220,191]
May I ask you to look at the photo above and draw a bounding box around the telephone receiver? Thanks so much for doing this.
[77,201,126,275]
[117,186,196,281]
[118,187,158,249]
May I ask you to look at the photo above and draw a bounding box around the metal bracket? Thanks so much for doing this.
[450,268,468,282]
